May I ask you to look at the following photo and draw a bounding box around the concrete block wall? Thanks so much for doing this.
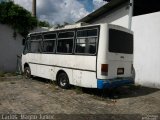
[132,12,160,88]
[0,24,48,72]
[0,24,23,72]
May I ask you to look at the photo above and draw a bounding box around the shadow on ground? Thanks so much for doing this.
[82,85,159,99]
[31,76,159,100]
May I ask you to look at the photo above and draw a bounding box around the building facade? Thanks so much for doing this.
[78,0,160,88]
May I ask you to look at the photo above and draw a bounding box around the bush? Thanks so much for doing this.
[0,71,5,77]
[0,1,50,37]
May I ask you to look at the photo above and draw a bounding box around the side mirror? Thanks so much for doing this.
[22,38,26,45]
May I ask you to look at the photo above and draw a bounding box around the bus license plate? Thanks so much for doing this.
[117,68,124,75]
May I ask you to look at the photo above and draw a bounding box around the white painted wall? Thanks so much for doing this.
[90,3,129,29]
[132,12,160,88]
[0,24,23,72]
[0,24,48,72]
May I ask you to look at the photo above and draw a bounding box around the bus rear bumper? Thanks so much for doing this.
[97,78,134,89]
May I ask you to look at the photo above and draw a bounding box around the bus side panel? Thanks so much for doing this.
[29,63,37,76]
[72,70,97,88]
[36,65,55,80]
[52,55,97,88]
[72,55,97,88]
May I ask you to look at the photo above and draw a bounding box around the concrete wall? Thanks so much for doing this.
[90,3,129,29]
[132,12,160,88]
[0,24,23,72]
[0,24,48,72]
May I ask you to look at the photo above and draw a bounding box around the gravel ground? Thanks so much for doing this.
[0,76,159,120]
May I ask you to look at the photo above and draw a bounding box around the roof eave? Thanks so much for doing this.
[77,0,129,23]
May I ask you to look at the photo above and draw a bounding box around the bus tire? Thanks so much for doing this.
[57,72,70,89]
[24,67,31,79]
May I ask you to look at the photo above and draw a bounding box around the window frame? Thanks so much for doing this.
[29,34,43,53]
[56,31,75,54]
[23,36,31,55]
[108,28,133,54]
[42,33,57,53]
[75,28,99,55]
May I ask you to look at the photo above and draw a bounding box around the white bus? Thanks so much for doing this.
[22,23,134,89]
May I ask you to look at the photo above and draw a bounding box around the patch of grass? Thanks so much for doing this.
[74,86,83,94]
[0,71,5,77]
[128,84,141,90]
[47,81,58,92]
[5,72,17,77]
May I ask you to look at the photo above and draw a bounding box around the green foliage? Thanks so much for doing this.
[54,22,70,29]
[0,71,5,77]
[0,1,38,37]
[38,21,50,27]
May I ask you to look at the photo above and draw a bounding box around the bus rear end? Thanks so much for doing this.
[97,24,134,89]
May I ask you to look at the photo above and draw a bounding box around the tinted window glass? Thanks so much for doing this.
[109,29,133,54]
[58,32,74,38]
[57,32,74,53]
[76,28,98,54]
[43,33,56,53]
[77,29,97,37]
[30,41,42,53]
[43,41,55,52]
[57,39,73,53]
[30,35,42,53]
[75,38,97,54]
[36,35,42,40]
[23,37,30,54]
[44,34,56,39]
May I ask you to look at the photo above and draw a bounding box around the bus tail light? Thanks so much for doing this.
[101,64,108,76]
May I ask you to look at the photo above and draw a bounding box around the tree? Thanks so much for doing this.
[0,1,38,37]
[38,21,50,27]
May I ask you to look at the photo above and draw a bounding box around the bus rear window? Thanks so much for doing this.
[109,29,133,54]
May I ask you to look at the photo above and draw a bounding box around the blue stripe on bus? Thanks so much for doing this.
[97,78,134,89]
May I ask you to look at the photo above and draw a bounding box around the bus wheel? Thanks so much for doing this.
[57,72,70,89]
[24,67,31,79]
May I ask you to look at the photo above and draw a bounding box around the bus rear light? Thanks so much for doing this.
[101,64,108,76]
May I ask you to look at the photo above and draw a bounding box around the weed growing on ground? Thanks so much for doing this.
[0,71,5,77]
[74,86,83,94]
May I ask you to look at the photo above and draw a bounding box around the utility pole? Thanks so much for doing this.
[32,0,36,17]
[128,0,134,30]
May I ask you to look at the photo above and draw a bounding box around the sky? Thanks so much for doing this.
[9,0,107,25]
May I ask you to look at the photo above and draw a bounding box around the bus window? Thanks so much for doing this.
[23,37,30,54]
[109,29,133,54]
[76,29,98,54]
[30,35,42,53]
[57,31,74,53]
[43,33,56,53]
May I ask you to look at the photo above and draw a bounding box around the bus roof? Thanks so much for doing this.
[28,22,132,36]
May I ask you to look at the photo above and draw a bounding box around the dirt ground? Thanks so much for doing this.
[0,76,159,119]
